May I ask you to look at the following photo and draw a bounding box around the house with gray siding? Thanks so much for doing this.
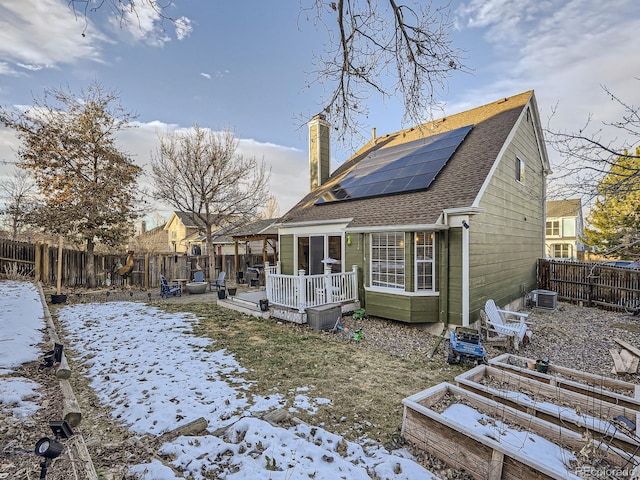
[545,199,585,260]
[273,91,550,327]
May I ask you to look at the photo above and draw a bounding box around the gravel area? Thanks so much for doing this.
[343,301,640,383]
[2,296,640,479]
[521,302,640,380]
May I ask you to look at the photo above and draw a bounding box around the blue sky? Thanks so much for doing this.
[1,0,639,220]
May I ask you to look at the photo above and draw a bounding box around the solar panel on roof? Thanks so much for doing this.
[315,124,473,204]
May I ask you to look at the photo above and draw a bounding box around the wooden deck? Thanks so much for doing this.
[217,289,360,324]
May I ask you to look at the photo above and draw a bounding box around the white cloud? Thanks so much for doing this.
[16,63,45,72]
[112,2,192,46]
[175,16,193,40]
[0,0,104,71]
[200,72,212,80]
[453,0,640,160]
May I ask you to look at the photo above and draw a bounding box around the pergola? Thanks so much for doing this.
[229,218,279,276]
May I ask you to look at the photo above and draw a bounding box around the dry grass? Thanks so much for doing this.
[158,302,467,445]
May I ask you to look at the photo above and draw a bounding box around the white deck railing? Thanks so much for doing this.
[264,264,359,312]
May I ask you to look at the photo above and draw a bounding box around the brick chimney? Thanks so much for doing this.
[308,113,330,191]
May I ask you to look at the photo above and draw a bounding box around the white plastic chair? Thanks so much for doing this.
[484,299,530,348]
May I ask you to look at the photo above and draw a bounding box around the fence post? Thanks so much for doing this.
[34,242,42,282]
[42,243,51,285]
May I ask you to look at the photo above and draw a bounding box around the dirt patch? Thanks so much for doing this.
[156,302,464,446]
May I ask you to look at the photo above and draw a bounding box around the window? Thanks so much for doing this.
[297,235,343,274]
[562,218,575,237]
[553,244,572,258]
[371,232,405,289]
[546,220,560,236]
[415,232,435,291]
[516,157,525,183]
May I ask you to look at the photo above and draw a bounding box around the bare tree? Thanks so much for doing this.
[259,195,281,220]
[150,125,270,281]
[303,0,465,144]
[0,169,36,240]
[0,82,142,287]
[546,82,640,200]
[69,1,465,144]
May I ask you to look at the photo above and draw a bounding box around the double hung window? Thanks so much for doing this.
[371,232,405,289]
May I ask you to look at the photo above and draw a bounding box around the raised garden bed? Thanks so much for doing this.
[402,382,637,479]
[455,364,640,455]
[489,353,640,410]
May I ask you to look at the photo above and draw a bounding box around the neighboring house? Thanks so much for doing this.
[163,212,204,254]
[545,199,585,261]
[131,223,170,254]
[275,91,550,326]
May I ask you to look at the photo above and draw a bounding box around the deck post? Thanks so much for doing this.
[324,266,333,303]
[351,265,358,299]
[297,269,306,313]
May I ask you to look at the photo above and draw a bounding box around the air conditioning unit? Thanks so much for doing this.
[530,289,558,310]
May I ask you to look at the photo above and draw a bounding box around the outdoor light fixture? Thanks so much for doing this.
[53,343,64,363]
[35,420,73,479]
[49,420,73,439]
[462,220,470,230]
[35,437,64,459]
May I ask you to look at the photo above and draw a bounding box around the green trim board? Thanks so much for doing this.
[364,290,440,323]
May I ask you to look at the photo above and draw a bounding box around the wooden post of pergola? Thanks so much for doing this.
[262,238,267,266]
[234,241,239,278]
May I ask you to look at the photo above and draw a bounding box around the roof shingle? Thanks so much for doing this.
[281,91,535,228]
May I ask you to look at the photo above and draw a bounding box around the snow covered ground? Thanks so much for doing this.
[0,281,46,420]
[0,281,437,479]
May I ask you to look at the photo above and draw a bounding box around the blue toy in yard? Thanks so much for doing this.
[447,326,487,365]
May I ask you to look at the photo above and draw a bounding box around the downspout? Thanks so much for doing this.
[461,221,470,327]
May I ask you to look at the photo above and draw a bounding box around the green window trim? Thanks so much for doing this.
[415,231,435,291]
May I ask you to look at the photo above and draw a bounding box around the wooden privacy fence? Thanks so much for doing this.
[0,238,268,289]
[537,259,640,311]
